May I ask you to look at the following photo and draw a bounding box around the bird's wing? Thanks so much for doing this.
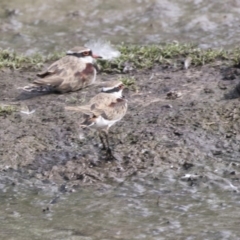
[66,93,127,122]
[89,92,115,106]
[89,94,128,121]
[34,56,93,92]
[37,56,84,77]
[101,98,128,121]
[65,105,103,117]
[37,57,65,78]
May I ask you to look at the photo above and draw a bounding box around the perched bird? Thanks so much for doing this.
[65,81,128,157]
[21,46,102,93]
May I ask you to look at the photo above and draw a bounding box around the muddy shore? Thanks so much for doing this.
[1,59,240,191]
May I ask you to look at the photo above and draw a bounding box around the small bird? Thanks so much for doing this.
[21,46,102,94]
[65,81,128,158]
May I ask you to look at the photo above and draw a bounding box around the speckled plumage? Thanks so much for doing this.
[22,46,100,93]
[66,82,127,128]
[65,81,127,155]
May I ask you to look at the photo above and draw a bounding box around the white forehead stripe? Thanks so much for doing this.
[102,85,121,92]
[66,50,73,54]
[102,86,114,91]
[66,48,90,54]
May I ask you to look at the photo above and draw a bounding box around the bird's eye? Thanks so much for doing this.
[83,51,89,56]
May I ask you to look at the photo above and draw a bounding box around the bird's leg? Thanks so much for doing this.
[102,129,117,160]
[102,129,110,151]
[98,131,106,150]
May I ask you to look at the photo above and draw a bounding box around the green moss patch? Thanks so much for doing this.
[1,43,240,72]
[0,105,17,116]
[0,49,64,69]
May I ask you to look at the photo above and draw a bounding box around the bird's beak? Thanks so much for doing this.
[92,54,102,59]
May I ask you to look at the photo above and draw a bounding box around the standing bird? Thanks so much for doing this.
[65,81,128,158]
[21,46,102,94]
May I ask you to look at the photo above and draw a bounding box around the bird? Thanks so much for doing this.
[21,46,102,94]
[65,81,128,158]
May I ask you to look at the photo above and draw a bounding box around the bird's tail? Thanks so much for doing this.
[19,84,55,93]
[65,106,96,127]
[65,106,93,115]
[15,85,56,100]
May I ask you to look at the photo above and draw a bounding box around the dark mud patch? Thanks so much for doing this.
[1,65,240,191]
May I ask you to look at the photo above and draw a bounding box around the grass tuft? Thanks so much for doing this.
[98,43,234,72]
[0,105,17,116]
[120,76,138,92]
[0,49,64,69]
[1,43,240,72]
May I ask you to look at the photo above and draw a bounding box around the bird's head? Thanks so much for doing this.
[66,46,102,63]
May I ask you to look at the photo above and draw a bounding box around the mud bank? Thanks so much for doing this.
[1,56,240,191]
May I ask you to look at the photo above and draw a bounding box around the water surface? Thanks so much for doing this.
[1,174,240,240]
[0,0,240,54]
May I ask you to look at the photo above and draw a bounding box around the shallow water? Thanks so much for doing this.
[1,0,240,54]
[1,174,240,240]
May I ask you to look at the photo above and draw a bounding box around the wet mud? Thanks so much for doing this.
[1,64,240,191]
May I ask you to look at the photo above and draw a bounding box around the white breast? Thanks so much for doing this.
[92,116,121,130]
[92,68,97,84]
